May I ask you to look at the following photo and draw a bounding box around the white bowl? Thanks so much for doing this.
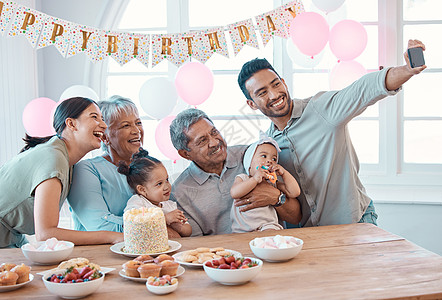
[146,281,178,295]
[203,257,263,285]
[249,236,303,262]
[42,268,104,299]
[22,241,74,265]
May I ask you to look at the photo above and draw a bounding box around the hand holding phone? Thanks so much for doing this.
[407,47,425,68]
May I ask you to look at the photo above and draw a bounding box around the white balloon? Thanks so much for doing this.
[312,0,345,13]
[59,85,99,102]
[139,77,178,120]
[286,40,324,69]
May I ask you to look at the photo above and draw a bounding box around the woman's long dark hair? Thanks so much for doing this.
[20,97,97,153]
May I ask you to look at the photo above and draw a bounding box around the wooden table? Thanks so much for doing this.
[2,224,442,299]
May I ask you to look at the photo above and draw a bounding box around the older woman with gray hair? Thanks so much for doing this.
[67,95,144,232]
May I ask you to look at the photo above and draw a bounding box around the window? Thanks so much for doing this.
[101,0,442,202]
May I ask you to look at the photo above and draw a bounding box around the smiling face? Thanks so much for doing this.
[137,164,171,206]
[248,143,278,177]
[178,118,227,175]
[105,111,144,164]
[73,103,107,151]
[245,69,292,127]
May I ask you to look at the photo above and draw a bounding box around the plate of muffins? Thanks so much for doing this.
[0,263,33,292]
[119,254,184,282]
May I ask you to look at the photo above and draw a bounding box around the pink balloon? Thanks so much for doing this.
[174,62,214,106]
[329,61,367,90]
[329,20,367,61]
[155,116,181,162]
[22,97,57,137]
[289,12,329,57]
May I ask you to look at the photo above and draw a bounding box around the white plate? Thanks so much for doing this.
[172,249,242,267]
[0,274,34,292]
[37,267,115,277]
[110,240,182,258]
[119,266,185,282]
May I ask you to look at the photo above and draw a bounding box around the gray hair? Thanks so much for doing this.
[99,95,139,154]
[170,108,213,151]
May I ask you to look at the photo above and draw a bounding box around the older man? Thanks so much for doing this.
[170,108,301,236]
[237,39,426,227]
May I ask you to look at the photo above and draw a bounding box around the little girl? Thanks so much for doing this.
[230,132,301,233]
[118,149,192,238]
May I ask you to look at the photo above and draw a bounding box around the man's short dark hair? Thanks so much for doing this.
[237,58,281,100]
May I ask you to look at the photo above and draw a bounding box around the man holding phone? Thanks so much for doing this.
[236,39,426,228]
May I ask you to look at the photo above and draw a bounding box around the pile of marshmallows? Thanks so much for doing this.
[22,237,71,251]
[252,235,301,249]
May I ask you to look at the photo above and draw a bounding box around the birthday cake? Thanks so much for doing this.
[123,207,169,254]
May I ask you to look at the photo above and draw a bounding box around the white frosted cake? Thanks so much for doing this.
[123,207,169,254]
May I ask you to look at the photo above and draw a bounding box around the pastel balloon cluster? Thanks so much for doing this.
[287,1,368,89]
[139,61,214,162]
[22,85,99,137]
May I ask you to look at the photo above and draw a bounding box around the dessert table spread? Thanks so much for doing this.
[1,223,442,299]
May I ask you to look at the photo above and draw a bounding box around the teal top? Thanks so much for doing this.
[67,156,132,232]
[0,136,72,247]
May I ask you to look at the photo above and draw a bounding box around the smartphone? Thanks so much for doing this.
[407,47,425,68]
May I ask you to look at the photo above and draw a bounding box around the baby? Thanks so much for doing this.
[230,132,300,232]
[118,149,192,237]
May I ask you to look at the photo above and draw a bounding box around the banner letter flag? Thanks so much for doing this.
[227,19,259,57]
[0,1,17,35]
[133,33,150,68]
[37,16,73,57]
[152,33,172,67]
[255,6,293,46]
[66,24,90,58]
[66,24,103,61]
[106,31,129,66]
[152,33,190,68]
[8,5,45,48]
[282,0,305,33]
[187,31,214,64]
[205,27,229,58]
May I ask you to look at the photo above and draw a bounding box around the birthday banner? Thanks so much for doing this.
[0,0,304,68]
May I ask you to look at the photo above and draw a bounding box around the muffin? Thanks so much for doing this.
[134,255,154,264]
[0,263,16,272]
[159,260,179,276]
[122,260,142,277]
[0,271,19,286]
[137,263,161,278]
[154,254,174,264]
[10,263,31,284]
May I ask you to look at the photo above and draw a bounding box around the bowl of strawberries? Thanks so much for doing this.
[42,266,104,299]
[203,255,262,285]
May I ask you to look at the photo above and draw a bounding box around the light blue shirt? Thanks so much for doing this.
[67,156,132,232]
[268,68,399,227]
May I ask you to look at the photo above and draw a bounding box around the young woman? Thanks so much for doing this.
[0,97,123,248]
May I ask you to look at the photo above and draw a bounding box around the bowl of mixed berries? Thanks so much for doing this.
[42,266,104,299]
[203,255,263,285]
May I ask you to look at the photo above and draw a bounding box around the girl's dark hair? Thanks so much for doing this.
[117,148,162,192]
[20,97,96,153]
